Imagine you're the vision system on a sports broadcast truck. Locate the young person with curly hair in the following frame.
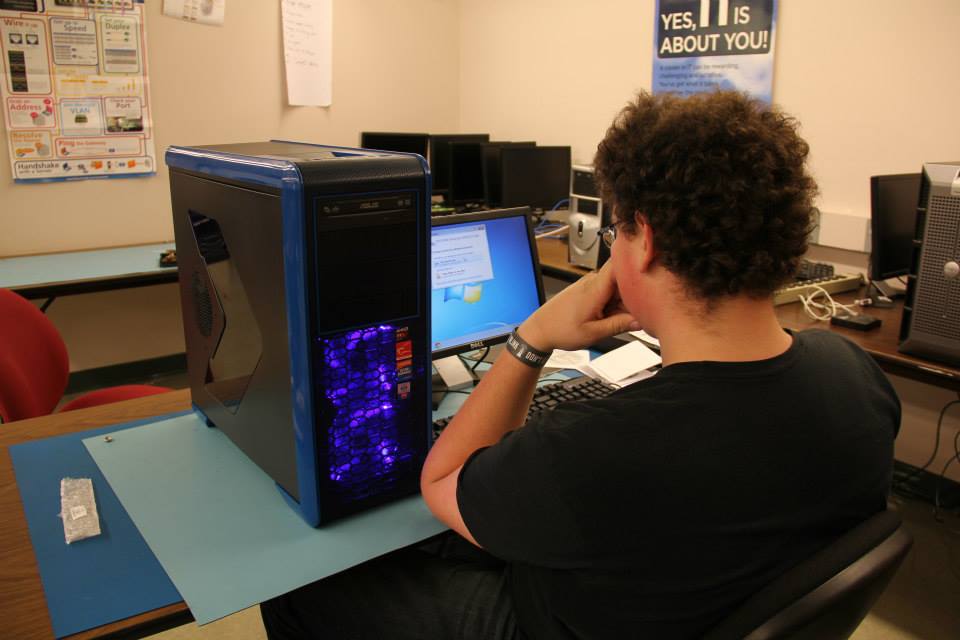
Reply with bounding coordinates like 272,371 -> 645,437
261,91 -> 900,640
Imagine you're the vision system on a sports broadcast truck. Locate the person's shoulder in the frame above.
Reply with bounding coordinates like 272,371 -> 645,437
793,328 -> 898,399
795,328 -> 868,358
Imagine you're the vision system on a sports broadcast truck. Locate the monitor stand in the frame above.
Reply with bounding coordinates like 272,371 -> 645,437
431,356 -> 479,409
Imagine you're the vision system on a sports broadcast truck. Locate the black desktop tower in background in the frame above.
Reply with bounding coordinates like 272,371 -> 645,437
899,161 -> 960,367
166,141 -> 432,526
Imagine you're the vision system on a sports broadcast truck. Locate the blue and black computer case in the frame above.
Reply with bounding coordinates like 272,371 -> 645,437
165,141 -> 432,526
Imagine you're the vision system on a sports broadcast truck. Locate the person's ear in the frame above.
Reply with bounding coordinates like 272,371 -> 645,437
635,214 -> 656,272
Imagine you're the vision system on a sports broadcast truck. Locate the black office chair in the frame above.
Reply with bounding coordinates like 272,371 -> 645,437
703,509 -> 912,640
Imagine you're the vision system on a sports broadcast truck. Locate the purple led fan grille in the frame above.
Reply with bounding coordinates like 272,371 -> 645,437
318,324 -> 416,501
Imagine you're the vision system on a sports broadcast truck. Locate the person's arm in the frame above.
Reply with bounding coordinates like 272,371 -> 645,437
420,262 -> 638,545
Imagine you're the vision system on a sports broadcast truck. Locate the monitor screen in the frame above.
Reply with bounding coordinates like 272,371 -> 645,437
449,141 -> 486,206
500,146 -> 572,211
360,132 -> 429,158
870,173 -> 921,280
431,207 -> 544,358
428,134 -> 490,195
482,141 -> 536,207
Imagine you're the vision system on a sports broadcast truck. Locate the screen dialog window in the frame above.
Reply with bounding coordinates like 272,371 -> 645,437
431,215 -> 541,353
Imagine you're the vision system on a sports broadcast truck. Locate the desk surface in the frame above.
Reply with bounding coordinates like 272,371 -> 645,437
0,242 -> 178,300
775,293 -> 960,391
536,236 -> 591,281
1,390 -> 192,640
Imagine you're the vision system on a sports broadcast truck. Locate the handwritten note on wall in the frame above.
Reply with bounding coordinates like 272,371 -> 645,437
281,0 -> 333,107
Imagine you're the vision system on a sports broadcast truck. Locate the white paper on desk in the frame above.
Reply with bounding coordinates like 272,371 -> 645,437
581,340 -> 662,385
629,329 -> 660,348
282,0 -> 333,106
616,368 -> 658,387
545,349 -> 591,370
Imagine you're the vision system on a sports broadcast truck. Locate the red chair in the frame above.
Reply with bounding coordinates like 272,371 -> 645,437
0,288 -> 172,423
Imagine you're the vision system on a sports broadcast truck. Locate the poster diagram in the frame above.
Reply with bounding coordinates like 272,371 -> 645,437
652,0 -> 777,104
0,0 -> 155,182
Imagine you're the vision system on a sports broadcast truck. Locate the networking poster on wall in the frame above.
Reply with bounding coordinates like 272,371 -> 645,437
0,0 -> 156,183
653,0 -> 777,104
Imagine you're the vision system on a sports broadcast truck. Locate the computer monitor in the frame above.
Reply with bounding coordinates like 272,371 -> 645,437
449,141 -> 486,207
482,141 -> 536,207
500,145 -> 572,211
431,207 -> 545,367
360,132 -> 429,158
429,134 -> 490,197
869,173 -> 921,287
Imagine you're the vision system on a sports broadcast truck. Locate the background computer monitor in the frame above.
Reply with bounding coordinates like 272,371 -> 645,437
500,145 -> 572,211
360,132 -> 429,158
482,141 -> 536,207
449,141 -> 487,207
870,173 -> 921,281
431,207 -> 545,360
429,134 -> 490,198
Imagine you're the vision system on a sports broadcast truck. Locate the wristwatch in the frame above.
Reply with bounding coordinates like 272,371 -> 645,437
506,330 -> 553,368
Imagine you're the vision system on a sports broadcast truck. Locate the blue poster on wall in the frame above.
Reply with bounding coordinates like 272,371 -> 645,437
652,0 -> 777,103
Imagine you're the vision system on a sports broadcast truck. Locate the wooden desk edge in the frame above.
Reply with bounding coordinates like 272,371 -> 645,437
1,241 -> 175,261
1,390 -> 192,640
12,270 -> 180,300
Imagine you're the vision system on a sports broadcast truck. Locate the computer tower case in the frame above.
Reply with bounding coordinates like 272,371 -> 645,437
567,165 -> 612,270
898,161 -> 960,366
165,141 -> 432,526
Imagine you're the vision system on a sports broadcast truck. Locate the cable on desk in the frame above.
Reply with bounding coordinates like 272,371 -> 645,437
549,198 -> 570,212
534,211 -> 569,236
534,224 -> 570,240
798,285 -> 859,321
462,347 -> 489,373
457,348 -> 490,372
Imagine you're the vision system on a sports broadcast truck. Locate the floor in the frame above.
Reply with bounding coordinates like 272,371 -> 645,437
142,495 -> 960,640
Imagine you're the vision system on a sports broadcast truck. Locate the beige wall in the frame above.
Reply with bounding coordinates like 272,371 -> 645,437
459,0 -> 960,222
7,0 -> 460,370
1,0 -> 460,257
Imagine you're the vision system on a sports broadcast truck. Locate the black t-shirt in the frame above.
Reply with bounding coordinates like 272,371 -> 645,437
457,330 -> 900,639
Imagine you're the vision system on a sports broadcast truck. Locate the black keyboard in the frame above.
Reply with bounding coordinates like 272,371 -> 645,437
432,376 -> 618,438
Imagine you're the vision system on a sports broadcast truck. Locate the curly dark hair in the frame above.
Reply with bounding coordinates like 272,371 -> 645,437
594,90 -> 817,300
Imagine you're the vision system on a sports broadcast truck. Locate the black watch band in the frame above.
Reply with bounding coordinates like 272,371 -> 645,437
506,330 -> 553,368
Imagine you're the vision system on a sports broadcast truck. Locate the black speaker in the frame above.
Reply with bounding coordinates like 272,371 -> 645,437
898,161 -> 960,366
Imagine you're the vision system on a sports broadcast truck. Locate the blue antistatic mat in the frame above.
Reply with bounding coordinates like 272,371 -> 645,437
83,411 -> 447,625
10,415 -> 186,639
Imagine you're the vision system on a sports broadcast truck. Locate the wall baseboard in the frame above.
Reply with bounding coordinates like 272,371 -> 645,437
66,353 -> 187,395
892,459 -> 960,509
